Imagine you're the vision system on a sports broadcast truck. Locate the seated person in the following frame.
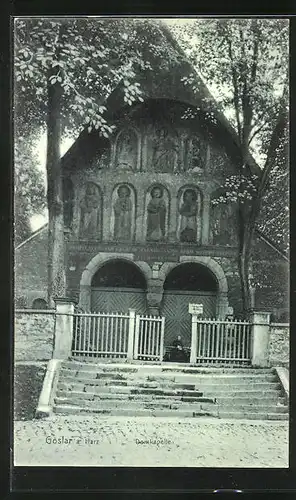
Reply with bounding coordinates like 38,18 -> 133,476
170,335 -> 189,362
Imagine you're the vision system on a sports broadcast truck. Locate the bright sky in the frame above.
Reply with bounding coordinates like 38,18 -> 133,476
31,135 -> 74,231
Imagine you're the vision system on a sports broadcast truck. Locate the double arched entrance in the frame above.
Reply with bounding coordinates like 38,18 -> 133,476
162,263 -> 219,348
86,258 -> 221,352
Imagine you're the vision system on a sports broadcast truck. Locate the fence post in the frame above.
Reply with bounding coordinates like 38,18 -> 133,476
250,310 -> 271,367
53,298 -> 77,359
127,309 -> 136,361
159,317 -> 165,362
133,314 -> 140,359
190,314 -> 198,364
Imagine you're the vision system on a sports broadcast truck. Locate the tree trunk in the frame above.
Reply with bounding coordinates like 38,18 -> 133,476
237,106 -> 288,316
46,75 -> 65,306
238,223 -> 253,315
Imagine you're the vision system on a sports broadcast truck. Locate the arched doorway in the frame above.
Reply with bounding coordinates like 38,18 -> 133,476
162,263 -> 218,348
91,259 -> 147,314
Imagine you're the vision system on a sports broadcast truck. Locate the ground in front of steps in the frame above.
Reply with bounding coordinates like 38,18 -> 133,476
14,415 -> 288,467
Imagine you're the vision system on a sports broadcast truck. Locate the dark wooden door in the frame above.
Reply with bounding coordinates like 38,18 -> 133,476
161,290 -> 216,347
91,287 -> 147,314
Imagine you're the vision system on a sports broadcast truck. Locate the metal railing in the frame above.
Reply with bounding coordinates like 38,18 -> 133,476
72,310 -> 165,361
191,317 -> 252,364
134,314 -> 165,361
72,311 -> 130,358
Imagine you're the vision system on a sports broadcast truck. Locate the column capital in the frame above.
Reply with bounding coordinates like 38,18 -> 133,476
54,296 -> 78,305
249,310 -> 271,325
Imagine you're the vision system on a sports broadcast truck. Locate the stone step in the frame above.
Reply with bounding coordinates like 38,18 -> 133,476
53,404 -> 218,418
56,381 -> 281,398
55,389 -> 284,406
203,389 -> 281,397
54,395 -> 288,414
55,390 -> 216,404
62,360 -> 273,375
58,375 -> 281,391
53,404 -> 288,420
217,411 -> 288,421
56,389 -> 215,403
59,368 -> 277,383
54,396 -> 218,412
216,396 -> 286,405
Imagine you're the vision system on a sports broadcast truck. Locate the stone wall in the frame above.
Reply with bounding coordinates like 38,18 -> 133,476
15,312 -> 55,362
269,324 -> 289,369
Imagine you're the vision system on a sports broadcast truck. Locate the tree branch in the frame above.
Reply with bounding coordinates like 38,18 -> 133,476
248,121 -> 268,146
226,37 -> 242,143
247,105 -> 288,231
250,19 -> 259,84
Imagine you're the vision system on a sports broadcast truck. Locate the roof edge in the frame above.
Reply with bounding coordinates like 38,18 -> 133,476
255,229 -> 289,262
16,223 -> 48,250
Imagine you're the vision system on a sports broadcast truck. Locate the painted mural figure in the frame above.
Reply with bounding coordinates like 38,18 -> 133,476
211,203 -> 237,245
113,185 -> 132,241
116,130 -> 137,171
146,186 -> 166,242
152,126 -> 178,173
79,183 -> 101,239
179,188 -> 198,242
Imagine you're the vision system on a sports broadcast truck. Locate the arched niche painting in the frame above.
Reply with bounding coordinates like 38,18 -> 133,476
63,178 -> 74,228
114,128 -> 138,171
111,184 -> 136,242
91,147 -> 111,172
79,182 -> 102,240
210,192 -> 238,246
177,187 -> 202,243
185,136 -> 207,173
148,123 -> 179,173
145,184 -> 169,242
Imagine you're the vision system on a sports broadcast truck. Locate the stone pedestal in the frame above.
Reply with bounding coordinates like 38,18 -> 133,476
250,311 -> 271,367
53,298 -> 77,359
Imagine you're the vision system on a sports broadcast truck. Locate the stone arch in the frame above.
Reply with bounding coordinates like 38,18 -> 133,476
159,256 -> 229,318
32,298 -> 48,309
79,252 -> 152,310
159,256 -> 228,294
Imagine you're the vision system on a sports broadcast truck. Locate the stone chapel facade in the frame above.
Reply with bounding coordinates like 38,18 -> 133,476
15,58 -> 289,335
62,96 -> 241,336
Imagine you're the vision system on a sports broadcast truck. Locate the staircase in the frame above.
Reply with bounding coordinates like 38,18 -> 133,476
52,359 -> 289,420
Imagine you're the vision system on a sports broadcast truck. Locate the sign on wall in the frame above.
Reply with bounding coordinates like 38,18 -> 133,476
188,303 -> 204,315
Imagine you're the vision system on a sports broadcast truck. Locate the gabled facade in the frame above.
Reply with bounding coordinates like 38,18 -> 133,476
15,40 -> 289,340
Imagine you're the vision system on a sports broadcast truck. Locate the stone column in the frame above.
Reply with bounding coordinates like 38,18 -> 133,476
79,284 -> 91,311
201,191 -> 211,245
250,310 -> 271,367
168,189 -> 178,242
216,292 -> 229,319
53,298 -> 77,359
146,277 -> 164,316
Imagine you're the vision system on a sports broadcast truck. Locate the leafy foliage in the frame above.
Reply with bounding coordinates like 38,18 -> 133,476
169,19 -> 289,311
15,136 -> 46,245
14,18 -> 176,141
14,18 -> 178,301
174,19 -> 288,158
